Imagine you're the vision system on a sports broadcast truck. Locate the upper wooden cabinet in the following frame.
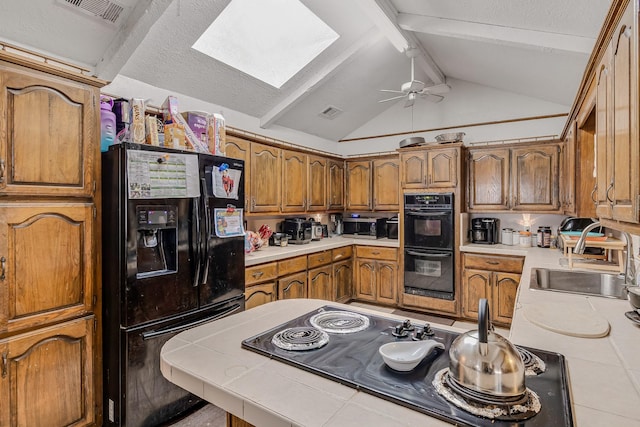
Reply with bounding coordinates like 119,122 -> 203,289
327,159 -> 344,210
399,145 -> 460,189
467,143 -> 561,212
372,157 -> 399,211
0,64 -> 97,197
250,143 -> 281,213
346,160 -> 372,210
225,136 -> 251,210
281,149 -> 307,212
307,155 -> 328,212
595,2 -> 639,223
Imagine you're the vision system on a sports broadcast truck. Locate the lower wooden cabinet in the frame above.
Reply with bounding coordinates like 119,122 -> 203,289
245,283 -> 277,310
462,253 -> 523,326
308,265 -> 333,300
227,413 -> 255,427
354,246 -> 399,306
0,316 -> 95,427
333,259 -> 353,303
278,271 -> 307,300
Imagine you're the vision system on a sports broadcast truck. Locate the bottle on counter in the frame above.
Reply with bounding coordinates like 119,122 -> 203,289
537,226 -> 552,248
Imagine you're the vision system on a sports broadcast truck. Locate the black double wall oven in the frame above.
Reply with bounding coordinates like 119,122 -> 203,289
404,193 -> 455,300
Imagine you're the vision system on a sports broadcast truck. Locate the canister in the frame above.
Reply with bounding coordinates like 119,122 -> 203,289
519,231 -> 531,247
501,228 -> 514,245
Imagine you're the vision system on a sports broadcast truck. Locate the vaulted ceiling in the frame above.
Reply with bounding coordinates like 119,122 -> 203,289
0,0 -> 611,143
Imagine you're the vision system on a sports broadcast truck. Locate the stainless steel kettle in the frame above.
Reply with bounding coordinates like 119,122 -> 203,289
448,299 -> 525,397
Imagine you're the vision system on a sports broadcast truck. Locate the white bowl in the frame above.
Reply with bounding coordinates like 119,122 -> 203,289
379,340 -> 444,372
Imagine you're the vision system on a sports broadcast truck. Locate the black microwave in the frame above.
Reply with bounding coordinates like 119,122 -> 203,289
342,218 -> 387,239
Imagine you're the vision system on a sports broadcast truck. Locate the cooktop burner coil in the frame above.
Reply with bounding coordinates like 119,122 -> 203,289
517,346 -> 546,376
309,311 -> 370,334
433,369 -> 541,421
271,327 -> 329,351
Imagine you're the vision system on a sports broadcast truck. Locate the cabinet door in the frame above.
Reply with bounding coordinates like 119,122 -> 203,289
562,123 -> 576,214
355,260 -> 376,301
467,148 -> 510,210
245,282 -> 277,310
250,143 -> 280,212
400,152 -> 426,188
376,261 -> 397,305
492,272 -> 520,325
308,265 -> 332,301
0,65 -> 97,197
0,316 -> 95,427
307,155 -> 328,211
610,6 -> 638,223
372,157 -> 399,211
0,203 -> 94,334
461,269 -> 491,320
346,161 -> 372,210
225,136 -> 251,211
333,259 -> 353,303
327,160 -> 345,210
427,147 -> 458,188
595,48 -> 613,219
511,144 -> 560,211
278,272 -> 307,300
281,150 -> 307,212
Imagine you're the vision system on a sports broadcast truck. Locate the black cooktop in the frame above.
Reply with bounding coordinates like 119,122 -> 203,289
241,306 -> 573,427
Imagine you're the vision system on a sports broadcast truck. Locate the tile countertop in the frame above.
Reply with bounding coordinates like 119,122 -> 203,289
245,236 -> 399,266
161,243 -> 640,426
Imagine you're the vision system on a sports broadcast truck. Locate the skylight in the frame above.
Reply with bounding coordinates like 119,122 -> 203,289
192,0 -> 339,88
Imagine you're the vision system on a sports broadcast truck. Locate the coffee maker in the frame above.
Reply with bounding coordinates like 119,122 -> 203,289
470,218 -> 499,244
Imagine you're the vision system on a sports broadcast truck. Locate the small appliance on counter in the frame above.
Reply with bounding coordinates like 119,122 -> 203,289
557,217 -> 603,254
308,218 -> 323,241
342,216 -> 387,239
282,218 -> 312,244
386,215 -> 399,239
470,218 -> 500,244
329,213 -> 343,236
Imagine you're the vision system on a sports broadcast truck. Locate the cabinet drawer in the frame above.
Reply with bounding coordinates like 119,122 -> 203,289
308,250 -> 332,268
463,253 -> 524,273
245,262 -> 278,286
332,245 -> 353,262
356,246 -> 397,260
278,255 -> 307,276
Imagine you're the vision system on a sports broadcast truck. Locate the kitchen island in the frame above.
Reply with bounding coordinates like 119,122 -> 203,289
161,244 -> 640,426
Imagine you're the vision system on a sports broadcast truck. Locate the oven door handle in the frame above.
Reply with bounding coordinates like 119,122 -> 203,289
141,303 -> 242,340
406,250 -> 452,258
406,211 -> 450,217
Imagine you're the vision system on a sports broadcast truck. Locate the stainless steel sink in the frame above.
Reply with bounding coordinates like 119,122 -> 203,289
529,268 -> 628,299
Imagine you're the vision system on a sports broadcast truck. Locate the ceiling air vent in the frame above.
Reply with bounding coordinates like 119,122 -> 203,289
58,0 -> 126,25
318,105 -> 343,120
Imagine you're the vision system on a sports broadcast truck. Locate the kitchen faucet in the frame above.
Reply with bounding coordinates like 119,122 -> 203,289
574,222 -> 636,287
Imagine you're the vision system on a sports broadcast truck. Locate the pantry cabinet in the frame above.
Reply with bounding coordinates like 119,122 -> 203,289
0,54 -> 103,426
249,143 -> 281,213
461,253 -> 524,326
399,145 -> 460,189
595,1 -> 639,223
372,157 -> 400,210
467,143 -> 561,212
354,246 -> 398,306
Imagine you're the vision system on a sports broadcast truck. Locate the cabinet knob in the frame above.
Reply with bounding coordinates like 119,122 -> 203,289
0,159 -> 4,183
0,256 -> 5,281
252,271 -> 264,279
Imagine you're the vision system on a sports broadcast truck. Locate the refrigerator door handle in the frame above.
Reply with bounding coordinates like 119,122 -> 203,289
200,177 -> 212,287
141,303 -> 242,340
193,197 -> 201,288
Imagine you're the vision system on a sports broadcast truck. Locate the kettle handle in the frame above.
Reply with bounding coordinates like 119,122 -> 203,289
478,298 -> 490,344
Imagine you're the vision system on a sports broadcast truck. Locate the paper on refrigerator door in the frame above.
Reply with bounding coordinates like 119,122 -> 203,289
214,208 -> 245,238
211,163 -> 241,200
127,150 -> 200,199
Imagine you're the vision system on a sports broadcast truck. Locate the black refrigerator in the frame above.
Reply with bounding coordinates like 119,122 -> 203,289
102,143 -> 246,426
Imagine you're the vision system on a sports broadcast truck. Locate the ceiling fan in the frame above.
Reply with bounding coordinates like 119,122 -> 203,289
379,55 -> 450,108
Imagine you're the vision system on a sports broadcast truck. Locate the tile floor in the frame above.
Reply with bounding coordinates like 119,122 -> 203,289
168,301 -> 510,426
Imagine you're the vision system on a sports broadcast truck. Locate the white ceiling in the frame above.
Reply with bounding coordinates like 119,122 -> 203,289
0,0 -> 611,143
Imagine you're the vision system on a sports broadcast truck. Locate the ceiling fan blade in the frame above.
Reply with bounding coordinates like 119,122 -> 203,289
379,89 -> 406,94
424,94 -> 444,103
379,94 -> 407,103
422,84 -> 450,95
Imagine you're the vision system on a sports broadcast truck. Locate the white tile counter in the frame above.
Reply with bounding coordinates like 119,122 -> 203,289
161,242 -> 640,426
245,236 -> 399,266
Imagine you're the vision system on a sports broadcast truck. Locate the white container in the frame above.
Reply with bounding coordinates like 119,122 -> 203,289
519,232 -> 531,247
501,228 -> 514,245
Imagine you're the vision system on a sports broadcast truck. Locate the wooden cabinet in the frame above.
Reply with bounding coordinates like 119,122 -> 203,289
249,143 -> 280,213
372,157 -> 400,211
307,155 -> 327,211
461,253 -> 523,326
308,264 -> 333,300
278,271 -> 307,300
245,262 -> 278,310
595,2 -> 639,223
467,143 -> 561,212
327,159 -> 345,210
281,149 -> 307,212
399,145 -> 460,189
0,56 -> 102,427
346,160 -> 372,210
333,259 -> 353,303
354,246 -> 398,306
0,316 -> 95,427
225,135 -> 251,210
